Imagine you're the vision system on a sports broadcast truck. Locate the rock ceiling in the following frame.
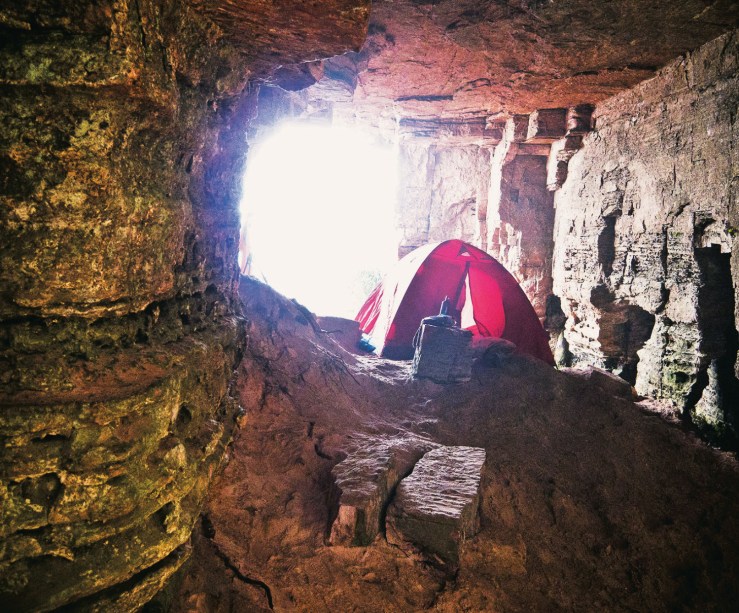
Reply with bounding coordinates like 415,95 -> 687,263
355,0 -> 739,118
203,0 -> 739,122
187,0 -> 371,70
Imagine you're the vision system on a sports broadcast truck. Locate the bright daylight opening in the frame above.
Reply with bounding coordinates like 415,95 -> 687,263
239,122 -> 399,318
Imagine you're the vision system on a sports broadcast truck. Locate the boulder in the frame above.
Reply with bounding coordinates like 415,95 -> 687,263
386,446 -> 486,567
412,324 -> 473,383
329,436 -> 436,546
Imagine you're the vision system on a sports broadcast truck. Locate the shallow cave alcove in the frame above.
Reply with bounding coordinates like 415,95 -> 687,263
2,1 -> 739,612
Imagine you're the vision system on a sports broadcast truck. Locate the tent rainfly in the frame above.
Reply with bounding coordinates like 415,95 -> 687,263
355,239 -> 554,364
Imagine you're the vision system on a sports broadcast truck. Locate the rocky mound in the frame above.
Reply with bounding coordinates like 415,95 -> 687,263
171,277 -> 739,612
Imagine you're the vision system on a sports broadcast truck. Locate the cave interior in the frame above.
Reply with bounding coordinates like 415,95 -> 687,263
1,0 -> 739,611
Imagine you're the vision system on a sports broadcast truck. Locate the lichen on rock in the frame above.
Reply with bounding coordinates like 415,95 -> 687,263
0,0 -> 370,609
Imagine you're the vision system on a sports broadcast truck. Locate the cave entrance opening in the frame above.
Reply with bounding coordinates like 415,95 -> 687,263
239,122 -> 399,318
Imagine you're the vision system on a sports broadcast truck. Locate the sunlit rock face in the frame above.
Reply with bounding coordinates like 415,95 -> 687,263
351,0 -> 739,121
341,5 -> 738,435
553,30 -> 739,443
393,113 -> 578,322
396,140 -> 492,257
0,0 -> 369,610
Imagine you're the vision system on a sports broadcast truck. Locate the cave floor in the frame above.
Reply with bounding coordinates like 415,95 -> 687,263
171,277 -> 739,612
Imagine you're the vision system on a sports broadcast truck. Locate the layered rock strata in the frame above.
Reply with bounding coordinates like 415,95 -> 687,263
0,324 -> 241,612
395,122 -> 496,258
0,0 -> 369,609
486,120 -> 557,319
352,0 -> 739,121
553,29 -> 739,442
394,108 -> 592,322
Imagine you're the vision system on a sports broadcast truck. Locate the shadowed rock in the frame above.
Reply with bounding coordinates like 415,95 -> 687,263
563,366 -> 638,400
330,436 -> 437,546
387,445 -> 486,567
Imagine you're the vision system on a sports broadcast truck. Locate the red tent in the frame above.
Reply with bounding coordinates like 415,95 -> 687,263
356,239 -> 554,364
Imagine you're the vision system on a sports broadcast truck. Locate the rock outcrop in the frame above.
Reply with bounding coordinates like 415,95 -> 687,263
396,137 -> 493,258
393,108 -> 591,322
0,1 -> 369,609
553,29 -> 739,443
173,278 -> 739,612
351,0 -> 739,120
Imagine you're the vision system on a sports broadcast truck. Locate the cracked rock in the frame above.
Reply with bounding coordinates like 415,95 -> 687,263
330,436 -> 437,546
386,445 -> 486,567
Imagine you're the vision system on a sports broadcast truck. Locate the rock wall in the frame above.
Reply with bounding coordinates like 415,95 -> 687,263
487,120 -> 558,320
396,140 -> 492,258
0,1 -> 369,610
395,111 -> 585,323
553,30 -> 739,442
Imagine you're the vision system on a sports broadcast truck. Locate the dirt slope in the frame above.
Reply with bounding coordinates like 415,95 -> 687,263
173,277 -> 739,612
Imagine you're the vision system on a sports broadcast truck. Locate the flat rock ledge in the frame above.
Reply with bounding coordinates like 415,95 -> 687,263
386,445 -> 486,567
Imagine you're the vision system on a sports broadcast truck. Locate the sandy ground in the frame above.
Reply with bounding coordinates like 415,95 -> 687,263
171,278 -> 739,612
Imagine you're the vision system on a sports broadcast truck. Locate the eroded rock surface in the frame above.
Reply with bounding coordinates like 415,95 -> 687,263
188,0 -> 369,74
0,0 -> 249,601
173,279 -> 739,612
2,1 -> 739,610
553,29 -> 739,443
350,0 -> 739,120
0,1 -> 369,609
396,140 -> 492,257
487,123 -> 557,318
562,366 -> 638,401
330,435 -> 437,546
387,445 -> 486,567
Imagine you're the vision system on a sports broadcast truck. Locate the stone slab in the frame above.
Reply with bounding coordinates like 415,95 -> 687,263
329,436 -> 436,546
386,446 -> 486,567
412,324 -> 473,383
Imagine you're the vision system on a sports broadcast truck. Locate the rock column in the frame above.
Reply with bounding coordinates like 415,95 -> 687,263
0,0 -> 369,609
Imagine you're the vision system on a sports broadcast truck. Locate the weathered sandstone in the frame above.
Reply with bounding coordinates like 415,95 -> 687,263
386,445 -> 486,567
0,0 -> 369,608
553,30 -> 739,442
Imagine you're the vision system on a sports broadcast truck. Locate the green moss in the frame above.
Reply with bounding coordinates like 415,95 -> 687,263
0,323 -> 242,608
0,1 -> 250,609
